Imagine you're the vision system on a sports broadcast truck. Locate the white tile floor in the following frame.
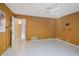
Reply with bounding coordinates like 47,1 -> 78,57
2,38 -> 79,56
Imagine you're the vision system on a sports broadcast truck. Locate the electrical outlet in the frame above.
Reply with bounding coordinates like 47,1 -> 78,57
66,39 -> 70,41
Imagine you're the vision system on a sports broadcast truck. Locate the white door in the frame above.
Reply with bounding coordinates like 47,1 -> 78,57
21,19 -> 26,46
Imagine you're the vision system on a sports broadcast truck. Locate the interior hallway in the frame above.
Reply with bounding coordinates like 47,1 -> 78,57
2,38 -> 79,56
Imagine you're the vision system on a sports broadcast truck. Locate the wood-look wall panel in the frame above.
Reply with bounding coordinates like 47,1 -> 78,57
26,16 -> 31,41
26,17 -> 56,40
57,12 -> 79,45
0,3 -> 13,55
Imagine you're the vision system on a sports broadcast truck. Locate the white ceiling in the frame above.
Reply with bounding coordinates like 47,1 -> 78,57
5,3 -> 79,18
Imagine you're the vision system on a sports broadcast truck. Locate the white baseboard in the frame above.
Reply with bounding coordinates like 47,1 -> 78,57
56,38 -> 79,48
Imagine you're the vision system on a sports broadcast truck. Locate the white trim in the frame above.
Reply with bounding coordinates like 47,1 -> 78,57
56,38 -> 79,48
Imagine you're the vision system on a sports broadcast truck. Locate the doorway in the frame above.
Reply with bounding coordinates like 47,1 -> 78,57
12,17 -> 26,47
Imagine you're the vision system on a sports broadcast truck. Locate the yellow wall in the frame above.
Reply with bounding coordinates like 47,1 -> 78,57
26,16 -> 31,41
0,3 -> 13,55
57,12 -> 79,45
26,17 -> 56,40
